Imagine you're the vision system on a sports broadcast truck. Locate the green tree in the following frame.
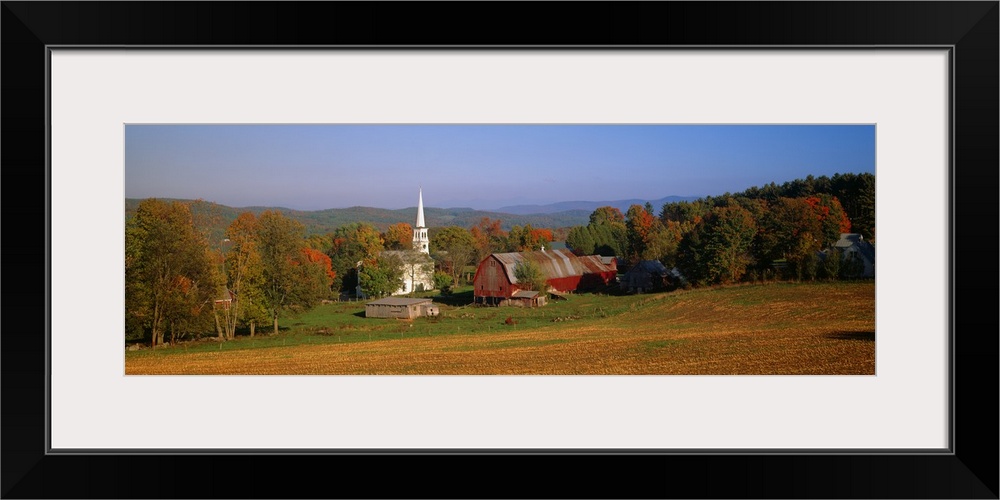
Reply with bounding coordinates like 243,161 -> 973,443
125,199 -> 220,348
358,254 -> 405,298
703,206 -> 758,284
566,225 -> 595,256
584,206 -> 627,257
395,249 -> 435,296
256,210 -> 309,334
513,259 -> 547,295
678,206 -> 758,285
817,248 -> 842,280
433,271 -> 453,293
430,225 -> 478,286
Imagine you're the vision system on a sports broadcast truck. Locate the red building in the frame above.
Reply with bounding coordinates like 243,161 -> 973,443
472,249 -> 618,306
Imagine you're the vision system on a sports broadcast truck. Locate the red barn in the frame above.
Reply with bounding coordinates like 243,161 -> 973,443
472,249 -> 618,306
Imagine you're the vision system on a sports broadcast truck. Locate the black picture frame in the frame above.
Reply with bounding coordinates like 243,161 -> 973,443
3,2 -> 997,498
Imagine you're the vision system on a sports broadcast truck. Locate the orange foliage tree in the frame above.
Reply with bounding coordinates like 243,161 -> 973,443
383,222 -> 413,250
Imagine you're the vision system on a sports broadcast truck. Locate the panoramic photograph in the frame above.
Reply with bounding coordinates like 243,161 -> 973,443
124,124 -> 876,375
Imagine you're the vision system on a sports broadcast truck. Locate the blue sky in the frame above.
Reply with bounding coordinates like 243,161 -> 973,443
125,124 -> 875,211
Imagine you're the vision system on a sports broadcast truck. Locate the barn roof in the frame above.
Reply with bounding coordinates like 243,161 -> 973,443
624,260 -> 668,276
511,290 -> 540,299
366,297 -> 433,306
489,249 -> 617,284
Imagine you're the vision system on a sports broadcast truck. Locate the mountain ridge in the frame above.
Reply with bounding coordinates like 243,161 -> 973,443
496,195 -> 703,215
124,198 -> 595,237
125,195 -> 703,235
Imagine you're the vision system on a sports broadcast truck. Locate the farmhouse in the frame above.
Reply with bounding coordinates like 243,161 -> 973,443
472,249 -> 617,306
365,297 -> 439,319
832,232 -> 875,278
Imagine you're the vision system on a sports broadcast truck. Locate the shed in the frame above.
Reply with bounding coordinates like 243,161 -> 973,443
365,297 -> 439,319
472,249 -> 617,306
511,290 -> 547,308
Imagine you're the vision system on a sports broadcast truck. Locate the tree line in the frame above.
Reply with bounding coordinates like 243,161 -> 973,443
566,173 -> 875,287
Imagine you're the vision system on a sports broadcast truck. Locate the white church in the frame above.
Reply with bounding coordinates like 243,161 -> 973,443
381,188 -> 436,295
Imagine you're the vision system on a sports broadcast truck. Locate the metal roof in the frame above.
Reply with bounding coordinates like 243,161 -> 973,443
623,260 -> 668,276
490,249 -> 617,284
511,290 -> 540,298
366,297 -> 433,306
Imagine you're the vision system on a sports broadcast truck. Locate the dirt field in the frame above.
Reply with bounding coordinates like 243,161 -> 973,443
125,282 -> 875,375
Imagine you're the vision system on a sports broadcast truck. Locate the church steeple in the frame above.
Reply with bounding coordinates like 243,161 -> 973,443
413,188 -> 429,253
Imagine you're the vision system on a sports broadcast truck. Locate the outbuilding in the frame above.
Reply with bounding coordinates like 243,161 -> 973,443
365,297 -> 439,319
511,290 -> 547,308
620,260 -> 669,294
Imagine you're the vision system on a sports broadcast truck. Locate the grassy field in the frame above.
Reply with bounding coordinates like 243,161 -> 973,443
125,281 -> 875,375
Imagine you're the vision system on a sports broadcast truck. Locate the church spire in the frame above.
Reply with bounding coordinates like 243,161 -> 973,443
415,187 -> 425,229
413,188 -> 429,253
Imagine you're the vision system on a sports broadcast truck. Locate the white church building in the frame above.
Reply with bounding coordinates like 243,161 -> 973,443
381,188 -> 436,295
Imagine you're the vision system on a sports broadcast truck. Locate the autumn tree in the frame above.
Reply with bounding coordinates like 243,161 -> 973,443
430,225 -> 478,286
527,226 -> 554,251
125,199 -> 221,348
589,206 -> 625,226
757,197 -> 824,280
383,222 -> 413,250
219,212 -> 265,340
625,204 -> 657,263
327,222 -> 385,293
805,194 -> 852,246
256,210 -> 329,334
295,247 -> 336,305
507,224 -> 554,252
470,217 -> 508,261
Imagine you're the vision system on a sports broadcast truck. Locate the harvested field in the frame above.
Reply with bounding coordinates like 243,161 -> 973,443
125,281 -> 875,375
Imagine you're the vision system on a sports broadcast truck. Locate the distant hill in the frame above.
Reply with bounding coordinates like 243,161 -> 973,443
125,198 -> 594,238
496,196 -> 702,215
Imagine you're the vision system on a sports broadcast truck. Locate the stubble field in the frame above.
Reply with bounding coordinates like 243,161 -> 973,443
125,281 -> 875,375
